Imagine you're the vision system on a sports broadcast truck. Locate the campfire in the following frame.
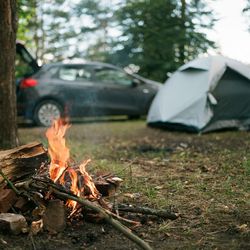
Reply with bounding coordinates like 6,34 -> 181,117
45,119 -> 100,214
0,118 -> 179,250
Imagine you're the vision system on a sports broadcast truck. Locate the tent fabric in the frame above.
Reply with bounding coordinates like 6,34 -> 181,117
147,55 -> 250,133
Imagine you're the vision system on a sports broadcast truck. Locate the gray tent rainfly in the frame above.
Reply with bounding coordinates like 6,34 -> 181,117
147,55 -> 250,133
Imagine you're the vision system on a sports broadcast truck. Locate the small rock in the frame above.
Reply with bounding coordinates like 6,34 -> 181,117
0,213 -> 28,235
180,143 -> 188,148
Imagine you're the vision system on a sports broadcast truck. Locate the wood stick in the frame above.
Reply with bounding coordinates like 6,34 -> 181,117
0,169 -> 20,195
117,204 -> 180,220
105,210 -> 141,227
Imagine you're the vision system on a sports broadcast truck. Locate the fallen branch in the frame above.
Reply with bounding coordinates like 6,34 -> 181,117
117,204 -> 180,220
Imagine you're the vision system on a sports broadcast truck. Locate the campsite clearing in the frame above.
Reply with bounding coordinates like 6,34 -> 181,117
1,120 -> 249,249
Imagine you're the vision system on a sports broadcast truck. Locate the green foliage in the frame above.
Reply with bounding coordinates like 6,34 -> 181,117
17,0 -> 36,42
72,0 -> 114,61
17,0 -> 217,82
17,0 -> 78,62
112,0 -> 216,82
242,157 -> 250,176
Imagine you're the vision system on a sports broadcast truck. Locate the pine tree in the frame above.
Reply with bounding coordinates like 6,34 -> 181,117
18,0 -> 78,63
73,0 -> 114,60
113,0 -> 216,82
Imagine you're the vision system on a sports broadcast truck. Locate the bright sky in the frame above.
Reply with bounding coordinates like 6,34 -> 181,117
207,0 -> 250,64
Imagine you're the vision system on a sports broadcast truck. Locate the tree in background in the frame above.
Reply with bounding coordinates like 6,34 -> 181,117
0,0 -> 18,149
17,0 -> 113,63
18,0 -> 78,63
112,0 -> 216,82
176,0 -> 216,64
17,0 -> 217,82
111,0 -> 178,81
73,0 -> 114,61
17,0 -> 35,42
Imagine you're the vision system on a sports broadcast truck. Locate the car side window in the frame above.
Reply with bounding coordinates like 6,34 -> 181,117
39,66 -> 59,78
58,66 -> 92,81
94,68 -> 133,86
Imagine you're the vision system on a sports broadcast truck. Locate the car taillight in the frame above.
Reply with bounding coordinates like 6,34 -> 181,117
20,78 -> 38,88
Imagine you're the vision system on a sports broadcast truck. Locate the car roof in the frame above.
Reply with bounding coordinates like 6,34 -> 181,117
43,61 -> 122,71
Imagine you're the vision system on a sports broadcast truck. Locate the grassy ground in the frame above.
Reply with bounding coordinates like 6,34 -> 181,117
5,119 -> 250,249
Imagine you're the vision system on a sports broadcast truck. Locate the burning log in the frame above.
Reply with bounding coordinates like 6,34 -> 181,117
0,142 -> 48,185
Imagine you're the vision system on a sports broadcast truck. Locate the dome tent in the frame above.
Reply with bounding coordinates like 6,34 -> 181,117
147,55 -> 250,133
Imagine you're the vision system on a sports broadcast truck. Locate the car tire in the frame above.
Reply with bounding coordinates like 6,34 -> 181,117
33,100 -> 63,127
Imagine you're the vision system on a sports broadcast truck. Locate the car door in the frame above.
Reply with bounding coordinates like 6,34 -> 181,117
54,64 -> 98,116
91,66 -> 142,115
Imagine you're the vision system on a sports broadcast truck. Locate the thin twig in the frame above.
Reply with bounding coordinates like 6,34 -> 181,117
104,209 -> 141,227
29,234 -> 37,250
0,169 -> 20,195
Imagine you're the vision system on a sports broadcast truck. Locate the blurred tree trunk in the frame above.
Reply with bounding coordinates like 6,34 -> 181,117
180,0 -> 186,64
0,0 -> 18,149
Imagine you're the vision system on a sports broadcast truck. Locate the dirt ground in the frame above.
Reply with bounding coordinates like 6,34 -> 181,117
1,119 -> 250,249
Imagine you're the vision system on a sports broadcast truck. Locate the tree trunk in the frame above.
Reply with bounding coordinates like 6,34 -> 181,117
179,0 -> 186,64
0,0 -> 18,149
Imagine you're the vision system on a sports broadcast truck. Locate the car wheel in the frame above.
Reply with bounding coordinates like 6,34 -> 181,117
34,100 -> 63,127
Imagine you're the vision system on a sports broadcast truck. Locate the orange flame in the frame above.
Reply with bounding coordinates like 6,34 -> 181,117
45,119 -> 100,211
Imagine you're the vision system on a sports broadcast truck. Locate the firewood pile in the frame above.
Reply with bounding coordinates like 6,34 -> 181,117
0,119 -> 179,250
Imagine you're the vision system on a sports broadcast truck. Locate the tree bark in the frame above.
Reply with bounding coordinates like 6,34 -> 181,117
179,0 -> 186,64
0,0 -> 18,149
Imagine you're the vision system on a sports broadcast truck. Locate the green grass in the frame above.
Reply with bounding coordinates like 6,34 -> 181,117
18,120 -> 250,249
242,157 -> 250,176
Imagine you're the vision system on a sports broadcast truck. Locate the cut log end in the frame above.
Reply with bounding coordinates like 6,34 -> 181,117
0,142 -> 48,185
